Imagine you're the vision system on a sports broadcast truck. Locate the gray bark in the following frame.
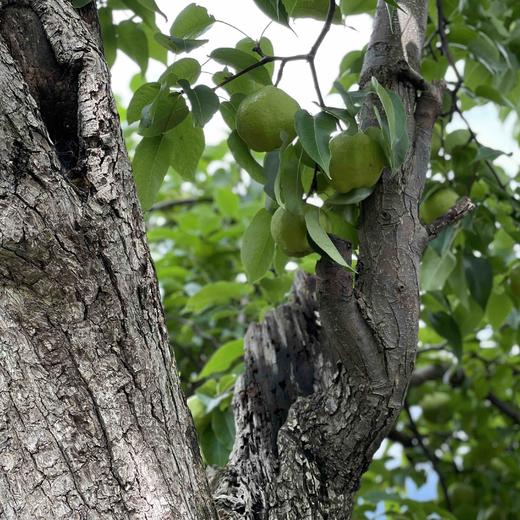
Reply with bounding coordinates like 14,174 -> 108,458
0,0 -> 446,519
0,1 -> 215,518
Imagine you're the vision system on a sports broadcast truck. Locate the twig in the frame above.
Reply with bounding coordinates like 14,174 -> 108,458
455,108 -> 508,191
409,364 -> 520,426
212,54 -> 307,91
436,0 -> 463,94
487,393 -> 520,425
388,428 -> 415,448
426,196 -> 475,238
404,402 -> 453,512
212,0 -> 337,107
309,60 -> 325,107
150,197 -> 213,211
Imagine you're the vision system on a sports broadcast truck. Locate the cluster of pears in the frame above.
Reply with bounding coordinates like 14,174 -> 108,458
235,85 -> 387,257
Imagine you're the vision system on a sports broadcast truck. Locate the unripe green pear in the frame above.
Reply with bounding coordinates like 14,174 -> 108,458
420,391 -> 452,423
329,132 -> 387,194
448,483 -> 475,505
270,207 -> 311,257
420,188 -> 459,224
236,86 -> 300,152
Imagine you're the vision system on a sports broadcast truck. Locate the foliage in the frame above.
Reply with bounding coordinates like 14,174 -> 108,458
101,0 -> 519,517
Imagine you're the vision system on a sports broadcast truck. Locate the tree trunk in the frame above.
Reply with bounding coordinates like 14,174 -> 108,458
0,1 -> 444,519
0,1 -> 215,518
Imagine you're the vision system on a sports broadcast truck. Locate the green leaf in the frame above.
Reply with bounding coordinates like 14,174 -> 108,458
227,131 -> 265,184
132,135 -> 172,210
429,311 -> 462,358
471,145 -> 505,164
474,85 -> 514,108
241,209 -> 275,282
185,281 -> 253,312
421,248 -> 456,292
220,94 -> 245,130
143,23 -> 168,64
486,292 -> 513,330
325,186 -> 374,205
340,0 -> 376,15
169,115 -> 205,180
197,339 -> 244,379
370,77 -> 409,172
468,33 -> 502,74
210,48 -> 272,86
464,255 -> 493,309
215,187 -> 240,218
128,85 -> 158,123
121,0 -> 158,30
159,58 -> 201,87
253,0 -> 290,27
170,3 -> 215,39
304,205 -> 354,270
211,409 -> 235,449
98,8 -> 117,67
155,33 -> 208,54
295,110 -> 337,176
117,21 -> 149,75
137,0 -> 166,20
138,91 -> 189,136
200,427 -> 229,466
236,36 -> 275,76
278,145 -> 305,215
178,80 -> 220,127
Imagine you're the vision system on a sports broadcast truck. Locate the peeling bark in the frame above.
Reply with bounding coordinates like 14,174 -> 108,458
0,1 -> 215,518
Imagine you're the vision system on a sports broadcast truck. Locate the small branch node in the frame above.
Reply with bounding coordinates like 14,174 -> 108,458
426,196 -> 475,239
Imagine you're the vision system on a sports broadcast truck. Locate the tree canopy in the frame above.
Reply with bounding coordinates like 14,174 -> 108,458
80,0 -> 518,517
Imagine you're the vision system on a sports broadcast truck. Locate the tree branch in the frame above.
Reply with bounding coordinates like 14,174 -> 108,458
150,197 -> 213,211
404,402 -> 453,512
410,364 -> 520,426
426,196 -> 475,238
487,393 -> 520,425
213,0 -> 336,107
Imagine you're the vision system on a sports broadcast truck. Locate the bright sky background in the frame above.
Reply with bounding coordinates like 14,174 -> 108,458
111,1 -> 519,175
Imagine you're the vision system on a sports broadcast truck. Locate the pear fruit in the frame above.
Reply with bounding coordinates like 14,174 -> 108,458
236,86 -> 300,152
270,207 -> 311,257
448,483 -> 475,505
329,132 -> 387,194
420,188 -> 459,224
420,391 -> 452,423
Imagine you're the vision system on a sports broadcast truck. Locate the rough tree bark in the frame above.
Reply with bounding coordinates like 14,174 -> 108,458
0,1 -> 215,518
0,1 -> 456,519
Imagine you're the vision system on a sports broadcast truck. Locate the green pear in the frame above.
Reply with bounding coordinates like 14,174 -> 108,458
329,132 -> 387,194
420,188 -> 459,224
236,86 -> 300,152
